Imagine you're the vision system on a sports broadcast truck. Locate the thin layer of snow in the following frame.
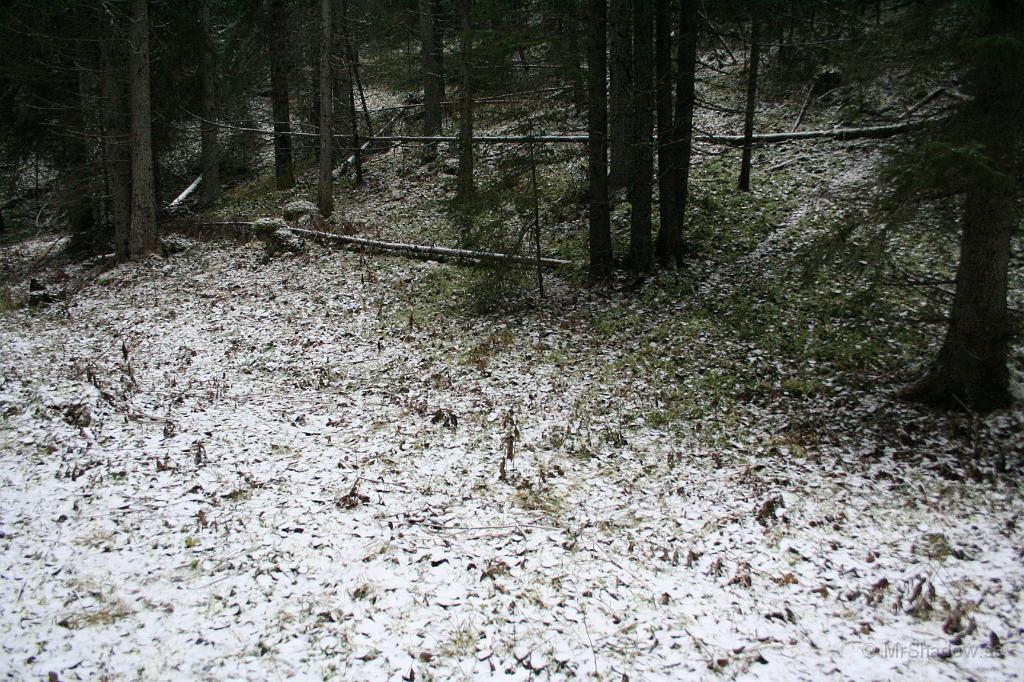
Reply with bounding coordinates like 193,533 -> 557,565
1,238 -> 1021,681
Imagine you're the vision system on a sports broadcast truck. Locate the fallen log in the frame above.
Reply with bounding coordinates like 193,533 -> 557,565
701,121 -> 917,146
365,134 -> 589,144
336,110 -> 403,176
190,114 -> 931,147
189,220 -> 573,268
169,175 -> 202,207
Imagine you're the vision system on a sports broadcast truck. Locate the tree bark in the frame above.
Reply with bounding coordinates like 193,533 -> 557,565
268,0 -> 295,189
420,0 -> 443,140
334,0 -> 353,149
899,0 -> 1023,411
100,31 -> 131,259
338,0 -> 361,182
456,0 -> 475,202
587,0 -> 612,280
628,0 -> 654,273
318,0 -> 334,217
198,4 -> 220,208
738,15 -> 761,192
654,0 -> 678,266
671,0 -> 698,259
433,6 -> 446,101
65,62 -> 100,256
128,0 -> 158,257
609,0 -> 633,191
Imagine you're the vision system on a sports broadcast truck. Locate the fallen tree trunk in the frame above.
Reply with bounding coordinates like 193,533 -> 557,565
188,220 -> 573,268
337,111 -> 403,176
192,113 -> 931,147
168,175 -> 202,208
367,134 -> 589,144
702,121 -> 916,146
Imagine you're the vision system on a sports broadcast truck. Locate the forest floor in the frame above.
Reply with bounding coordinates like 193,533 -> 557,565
3,35 -> 1024,682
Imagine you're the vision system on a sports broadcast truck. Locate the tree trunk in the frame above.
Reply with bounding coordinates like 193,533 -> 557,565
334,0 -> 353,151
672,0 -> 698,258
242,115 -> 257,171
587,0 -> 612,280
338,0 -> 360,181
653,0 -> 678,267
738,15 -> 761,192
310,30 -> 321,156
456,0 -> 475,202
318,0 -> 334,217
198,4 -> 221,208
899,0 -> 1023,411
100,30 -> 132,260
609,0 -> 633,191
268,0 -> 295,189
65,62 -> 100,256
420,0 -> 443,140
128,0 -> 158,257
433,8 -> 446,102
628,0 -> 654,273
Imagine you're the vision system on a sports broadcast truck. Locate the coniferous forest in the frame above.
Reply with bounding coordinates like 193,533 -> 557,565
0,1 -> 1022,679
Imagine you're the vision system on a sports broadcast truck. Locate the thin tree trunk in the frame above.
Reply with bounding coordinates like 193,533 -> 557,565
654,0 -> 678,266
198,4 -> 221,208
100,30 -> 132,260
347,42 -> 374,138
349,77 -> 363,184
628,0 -> 654,273
318,0 -> 334,217
899,0 -> 1022,411
609,0 -> 633,191
242,114 -> 258,170
587,0 -> 612,280
456,0 -> 475,202
420,0 -> 442,142
738,15 -> 761,192
128,0 -> 157,257
268,0 -> 295,189
339,0 -> 361,182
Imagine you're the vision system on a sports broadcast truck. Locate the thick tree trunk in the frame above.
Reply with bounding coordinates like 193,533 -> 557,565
268,0 -> 295,189
198,4 -> 221,208
609,0 -> 633,191
318,0 -> 334,217
100,33 -> 132,259
653,0 -> 678,267
456,0 -> 475,202
587,0 -> 612,280
333,0 -> 353,149
899,0 -> 1022,411
128,0 -> 158,257
738,16 -> 761,192
672,0 -> 698,258
65,63 -> 100,256
420,0 -> 443,139
433,9 -> 446,101
628,0 -> 654,273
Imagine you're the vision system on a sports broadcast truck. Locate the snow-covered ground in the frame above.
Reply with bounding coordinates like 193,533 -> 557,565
1,235 -> 1021,681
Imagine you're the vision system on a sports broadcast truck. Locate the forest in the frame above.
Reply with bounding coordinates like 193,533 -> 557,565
0,0 -> 1022,679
